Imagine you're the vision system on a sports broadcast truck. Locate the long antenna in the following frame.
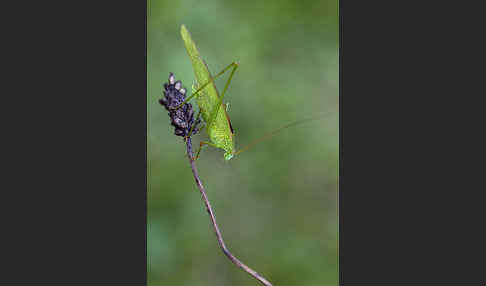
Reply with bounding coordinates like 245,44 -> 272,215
234,111 -> 334,157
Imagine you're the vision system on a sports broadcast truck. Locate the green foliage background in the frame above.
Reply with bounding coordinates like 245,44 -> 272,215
148,0 -> 338,285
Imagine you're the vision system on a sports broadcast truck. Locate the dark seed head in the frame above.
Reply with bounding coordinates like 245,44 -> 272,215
159,73 -> 200,138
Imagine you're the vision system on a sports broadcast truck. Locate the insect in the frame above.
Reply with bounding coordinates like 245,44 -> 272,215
169,25 -> 323,161
171,24 -> 239,161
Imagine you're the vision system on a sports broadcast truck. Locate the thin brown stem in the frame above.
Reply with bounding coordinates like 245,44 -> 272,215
185,137 -> 273,286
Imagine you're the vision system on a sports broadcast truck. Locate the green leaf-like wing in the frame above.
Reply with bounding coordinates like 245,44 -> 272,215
180,24 -> 234,160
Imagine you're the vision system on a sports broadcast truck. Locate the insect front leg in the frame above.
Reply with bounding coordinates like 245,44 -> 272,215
185,110 -> 204,140
192,141 -> 219,161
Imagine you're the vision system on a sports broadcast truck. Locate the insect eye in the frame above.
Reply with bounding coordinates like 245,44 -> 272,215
175,81 -> 182,90
169,73 -> 175,84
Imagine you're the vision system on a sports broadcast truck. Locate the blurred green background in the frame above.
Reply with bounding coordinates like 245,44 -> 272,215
148,0 -> 338,285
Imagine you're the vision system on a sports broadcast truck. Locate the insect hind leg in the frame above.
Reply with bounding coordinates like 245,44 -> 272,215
206,62 -> 239,129
171,62 -> 239,112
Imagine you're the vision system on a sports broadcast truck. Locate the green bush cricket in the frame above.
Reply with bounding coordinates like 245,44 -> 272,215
173,24 -> 324,161
173,24 -> 238,160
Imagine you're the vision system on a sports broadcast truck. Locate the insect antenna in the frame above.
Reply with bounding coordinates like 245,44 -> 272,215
233,112 -> 334,157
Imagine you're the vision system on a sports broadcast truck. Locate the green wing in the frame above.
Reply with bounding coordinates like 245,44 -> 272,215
180,24 -> 234,160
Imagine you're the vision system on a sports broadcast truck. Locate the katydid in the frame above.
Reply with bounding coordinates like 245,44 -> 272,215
178,24 -> 237,160
170,24 -> 322,161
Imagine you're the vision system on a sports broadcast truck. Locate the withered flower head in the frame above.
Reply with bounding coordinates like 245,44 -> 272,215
159,73 -> 200,137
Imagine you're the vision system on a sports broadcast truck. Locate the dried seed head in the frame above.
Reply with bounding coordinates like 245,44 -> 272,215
159,73 -> 201,138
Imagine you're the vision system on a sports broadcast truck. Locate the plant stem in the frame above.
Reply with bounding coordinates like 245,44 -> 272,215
185,137 -> 273,286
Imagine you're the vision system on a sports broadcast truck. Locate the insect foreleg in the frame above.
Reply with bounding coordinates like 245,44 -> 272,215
185,109 -> 203,140
192,141 -> 219,161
